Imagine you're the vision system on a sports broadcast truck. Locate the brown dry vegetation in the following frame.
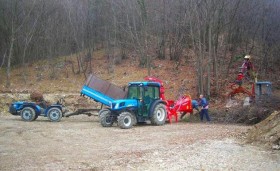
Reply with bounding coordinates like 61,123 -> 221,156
0,49 -> 199,100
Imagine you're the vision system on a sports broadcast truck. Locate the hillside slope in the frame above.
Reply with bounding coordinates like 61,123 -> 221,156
0,50 -> 198,100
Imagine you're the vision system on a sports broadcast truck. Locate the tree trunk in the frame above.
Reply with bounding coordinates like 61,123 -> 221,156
207,20 -> 212,98
6,30 -> 15,88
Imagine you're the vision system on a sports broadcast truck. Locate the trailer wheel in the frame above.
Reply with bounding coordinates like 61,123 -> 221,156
100,109 -> 114,127
151,103 -> 167,125
20,107 -> 36,121
47,108 -> 62,122
118,112 -> 135,129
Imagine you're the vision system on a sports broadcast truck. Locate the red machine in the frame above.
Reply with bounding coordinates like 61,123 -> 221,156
144,76 -> 193,123
165,95 -> 193,123
227,71 -> 255,104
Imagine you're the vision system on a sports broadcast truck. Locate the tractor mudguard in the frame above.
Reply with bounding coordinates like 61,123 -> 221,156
9,104 -> 19,115
148,99 -> 166,117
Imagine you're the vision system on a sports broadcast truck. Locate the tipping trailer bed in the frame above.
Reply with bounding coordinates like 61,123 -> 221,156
65,75 -> 127,117
80,74 -> 127,106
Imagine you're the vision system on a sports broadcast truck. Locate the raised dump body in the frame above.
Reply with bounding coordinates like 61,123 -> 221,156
81,74 -> 127,107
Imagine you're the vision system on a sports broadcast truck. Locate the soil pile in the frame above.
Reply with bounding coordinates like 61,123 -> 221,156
246,111 -> 280,150
223,95 -> 280,124
30,91 -> 44,102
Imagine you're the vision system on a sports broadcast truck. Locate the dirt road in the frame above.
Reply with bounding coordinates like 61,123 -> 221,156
0,115 -> 279,171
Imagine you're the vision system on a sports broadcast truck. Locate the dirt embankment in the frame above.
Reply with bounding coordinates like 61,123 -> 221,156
247,111 -> 280,149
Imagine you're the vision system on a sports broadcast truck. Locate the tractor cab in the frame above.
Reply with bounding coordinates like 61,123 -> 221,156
255,81 -> 272,99
127,82 -> 161,117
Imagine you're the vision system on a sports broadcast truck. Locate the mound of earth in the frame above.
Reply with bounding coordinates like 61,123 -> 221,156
30,91 -> 44,102
223,95 -> 280,124
246,111 -> 280,150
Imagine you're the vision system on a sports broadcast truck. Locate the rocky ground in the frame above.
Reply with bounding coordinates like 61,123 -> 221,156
0,114 -> 279,171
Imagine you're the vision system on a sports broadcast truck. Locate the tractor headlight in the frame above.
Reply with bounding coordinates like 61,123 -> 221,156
114,103 -> 119,109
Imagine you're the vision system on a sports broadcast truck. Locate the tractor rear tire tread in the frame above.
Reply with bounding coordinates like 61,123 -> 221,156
118,112 -> 136,129
100,109 -> 114,127
151,103 -> 167,125
20,107 -> 36,122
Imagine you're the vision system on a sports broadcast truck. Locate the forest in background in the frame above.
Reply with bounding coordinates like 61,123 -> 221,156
0,0 -> 280,97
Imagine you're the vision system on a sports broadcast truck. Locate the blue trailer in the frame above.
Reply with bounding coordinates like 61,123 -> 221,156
80,74 -> 167,129
9,99 -> 64,122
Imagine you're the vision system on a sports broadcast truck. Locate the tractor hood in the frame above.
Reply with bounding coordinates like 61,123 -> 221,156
110,99 -> 138,110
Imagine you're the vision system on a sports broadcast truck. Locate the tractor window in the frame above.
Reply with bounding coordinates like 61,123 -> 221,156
127,86 -> 140,99
127,85 -> 160,100
144,86 -> 160,100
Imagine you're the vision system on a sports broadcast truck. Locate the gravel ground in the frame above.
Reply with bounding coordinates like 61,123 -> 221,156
0,114 -> 279,171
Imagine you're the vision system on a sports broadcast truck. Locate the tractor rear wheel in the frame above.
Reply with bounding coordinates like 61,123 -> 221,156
118,112 -> 135,129
47,108 -> 62,122
100,109 -> 114,127
151,103 -> 167,125
20,107 -> 36,121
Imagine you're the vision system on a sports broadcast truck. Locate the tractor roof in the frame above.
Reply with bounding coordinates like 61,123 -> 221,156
128,82 -> 161,87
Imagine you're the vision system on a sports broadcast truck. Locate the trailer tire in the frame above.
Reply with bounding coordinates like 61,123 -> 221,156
150,103 -> 167,125
118,112 -> 135,129
47,108 -> 62,122
100,109 -> 114,127
20,107 -> 36,121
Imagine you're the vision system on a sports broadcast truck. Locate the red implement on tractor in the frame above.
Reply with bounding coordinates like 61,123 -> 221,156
227,55 -> 257,104
144,76 -> 193,123
227,55 -> 272,108
228,72 -> 255,100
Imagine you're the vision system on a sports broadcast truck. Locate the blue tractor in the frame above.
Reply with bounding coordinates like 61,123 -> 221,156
81,74 -> 167,129
9,99 -> 64,122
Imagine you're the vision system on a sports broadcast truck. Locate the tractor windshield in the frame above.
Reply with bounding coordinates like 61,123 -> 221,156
144,86 -> 160,100
127,85 -> 160,100
127,86 -> 142,99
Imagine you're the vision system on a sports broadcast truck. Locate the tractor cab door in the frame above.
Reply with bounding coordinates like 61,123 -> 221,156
142,85 -> 160,116
127,85 -> 146,117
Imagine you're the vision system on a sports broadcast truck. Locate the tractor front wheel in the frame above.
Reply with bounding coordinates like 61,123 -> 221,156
20,107 -> 36,121
151,103 -> 167,125
47,108 -> 62,122
118,112 -> 135,129
100,109 -> 114,127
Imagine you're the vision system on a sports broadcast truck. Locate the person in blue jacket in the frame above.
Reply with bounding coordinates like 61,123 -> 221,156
191,99 -> 199,112
198,94 -> 210,122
